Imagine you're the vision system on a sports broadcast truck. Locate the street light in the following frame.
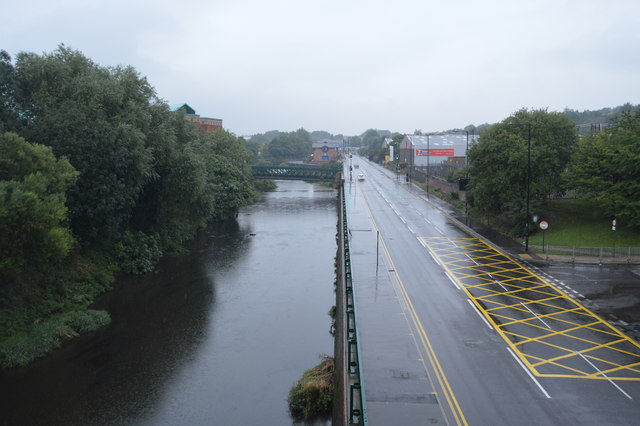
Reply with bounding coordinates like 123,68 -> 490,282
525,123 -> 531,253
426,134 -> 430,199
506,122 -> 532,253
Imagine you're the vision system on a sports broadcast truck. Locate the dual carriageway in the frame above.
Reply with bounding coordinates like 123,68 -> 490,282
343,157 -> 640,425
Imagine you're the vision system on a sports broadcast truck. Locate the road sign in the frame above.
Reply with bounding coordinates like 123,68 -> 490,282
539,221 -> 548,230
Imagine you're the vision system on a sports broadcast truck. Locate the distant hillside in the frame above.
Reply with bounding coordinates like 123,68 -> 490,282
563,103 -> 639,125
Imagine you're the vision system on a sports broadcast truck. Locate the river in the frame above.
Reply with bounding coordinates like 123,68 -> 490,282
0,180 -> 337,426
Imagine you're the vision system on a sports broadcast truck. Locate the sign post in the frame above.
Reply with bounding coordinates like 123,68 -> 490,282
612,218 -> 617,255
539,220 -> 549,253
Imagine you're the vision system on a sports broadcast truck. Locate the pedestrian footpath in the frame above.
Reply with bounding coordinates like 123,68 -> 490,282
345,180 -> 447,425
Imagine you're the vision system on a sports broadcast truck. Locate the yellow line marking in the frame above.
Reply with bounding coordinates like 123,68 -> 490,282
379,242 -> 468,425
422,236 -> 640,381
360,193 -> 468,424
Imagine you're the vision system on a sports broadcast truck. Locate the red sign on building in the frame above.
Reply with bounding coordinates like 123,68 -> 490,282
415,148 -> 455,156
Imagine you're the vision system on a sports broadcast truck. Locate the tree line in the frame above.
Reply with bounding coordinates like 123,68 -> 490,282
467,107 -> 640,234
352,107 -> 640,236
0,46 -> 259,304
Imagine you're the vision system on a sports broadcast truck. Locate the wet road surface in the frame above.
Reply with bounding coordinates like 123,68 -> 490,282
346,156 -> 640,425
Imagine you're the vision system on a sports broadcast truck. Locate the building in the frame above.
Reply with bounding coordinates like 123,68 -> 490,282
399,134 -> 478,167
312,140 -> 342,162
171,103 -> 223,133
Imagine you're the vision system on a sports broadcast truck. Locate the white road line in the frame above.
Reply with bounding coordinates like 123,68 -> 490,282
407,226 -> 415,235
425,218 -> 432,224
419,238 -> 427,248
507,348 -> 551,399
445,272 -> 460,290
466,254 -> 479,265
467,299 -> 493,329
435,226 -> 444,235
577,352 -> 632,399
400,216 -> 406,224
495,280 -> 509,292
520,302 -> 552,329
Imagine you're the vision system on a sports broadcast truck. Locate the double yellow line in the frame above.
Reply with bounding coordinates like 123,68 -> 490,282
360,192 -> 468,425
380,236 -> 469,426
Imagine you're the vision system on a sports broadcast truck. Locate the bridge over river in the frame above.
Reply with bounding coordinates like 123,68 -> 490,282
251,165 -> 341,182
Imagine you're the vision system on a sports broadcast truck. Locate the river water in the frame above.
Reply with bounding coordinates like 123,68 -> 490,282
0,180 -> 337,426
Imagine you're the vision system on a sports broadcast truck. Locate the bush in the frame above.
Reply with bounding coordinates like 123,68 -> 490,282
288,355 -> 334,420
114,230 -> 163,274
0,309 -> 110,368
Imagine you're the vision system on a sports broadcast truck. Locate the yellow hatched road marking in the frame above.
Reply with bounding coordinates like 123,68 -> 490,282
361,194 -> 469,424
421,236 -> 640,381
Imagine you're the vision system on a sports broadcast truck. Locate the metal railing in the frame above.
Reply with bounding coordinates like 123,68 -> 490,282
532,245 -> 640,264
339,181 -> 367,425
251,165 -> 341,181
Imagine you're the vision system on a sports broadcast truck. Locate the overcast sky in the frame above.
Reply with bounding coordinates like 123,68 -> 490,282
3,0 -> 639,136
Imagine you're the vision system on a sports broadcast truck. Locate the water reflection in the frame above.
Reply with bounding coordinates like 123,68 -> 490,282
0,180 -> 336,426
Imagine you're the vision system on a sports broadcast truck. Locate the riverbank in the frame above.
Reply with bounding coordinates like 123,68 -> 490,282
0,180 -> 336,425
0,253 -> 115,368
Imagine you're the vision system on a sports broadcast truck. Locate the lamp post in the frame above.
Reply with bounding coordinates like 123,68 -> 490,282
464,130 -> 470,224
426,134 -> 430,199
525,123 -> 531,253
505,122 -> 532,253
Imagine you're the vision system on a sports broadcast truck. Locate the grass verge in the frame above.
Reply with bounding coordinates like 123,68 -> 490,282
529,199 -> 640,247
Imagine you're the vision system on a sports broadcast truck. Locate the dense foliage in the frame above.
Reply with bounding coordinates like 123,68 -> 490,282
0,46 -> 260,358
564,103 -> 639,128
0,133 -> 78,284
569,109 -> 640,230
264,128 -> 312,161
0,46 -> 257,272
468,109 -> 578,234
357,129 -> 400,162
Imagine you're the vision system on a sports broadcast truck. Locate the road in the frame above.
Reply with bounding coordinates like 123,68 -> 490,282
344,156 -> 640,425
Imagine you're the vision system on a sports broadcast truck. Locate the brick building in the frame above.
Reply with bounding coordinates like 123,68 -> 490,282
172,103 -> 223,132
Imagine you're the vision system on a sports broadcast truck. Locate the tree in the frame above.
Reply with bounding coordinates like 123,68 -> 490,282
468,109 -> 577,234
569,109 -> 640,229
189,130 -> 256,221
12,46 -> 157,245
266,128 -> 311,161
0,51 -> 20,133
0,133 -> 78,283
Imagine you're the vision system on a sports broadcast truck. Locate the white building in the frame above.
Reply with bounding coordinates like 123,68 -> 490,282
399,134 -> 479,167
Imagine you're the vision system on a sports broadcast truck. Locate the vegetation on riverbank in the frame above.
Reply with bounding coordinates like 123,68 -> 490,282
0,309 -> 110,368
0,46 -> 265,367
288,355 -> 334,420
0,252 -> 115,367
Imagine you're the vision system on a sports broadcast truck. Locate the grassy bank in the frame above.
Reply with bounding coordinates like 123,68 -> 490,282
529,199 -> 640,247
0,309 -> 110,368
0,253 -> 115,368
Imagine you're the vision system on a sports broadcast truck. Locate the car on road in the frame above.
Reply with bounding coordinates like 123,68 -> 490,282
357,173 -> 365,181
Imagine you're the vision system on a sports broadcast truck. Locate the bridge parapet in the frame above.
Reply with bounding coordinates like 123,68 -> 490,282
251,165 -> 342,182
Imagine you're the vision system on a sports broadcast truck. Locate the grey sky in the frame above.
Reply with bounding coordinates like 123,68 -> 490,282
3,0 -> 639,136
